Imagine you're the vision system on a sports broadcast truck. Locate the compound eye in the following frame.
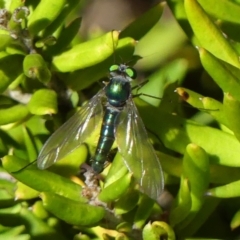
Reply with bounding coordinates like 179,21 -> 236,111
109,64 -> 119,72
126,67 -> 137,79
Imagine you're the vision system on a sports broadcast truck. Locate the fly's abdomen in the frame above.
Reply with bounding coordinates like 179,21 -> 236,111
91,108 -> 119,173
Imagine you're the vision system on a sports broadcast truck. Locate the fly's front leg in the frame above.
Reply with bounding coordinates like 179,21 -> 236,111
132,80 -> 163,100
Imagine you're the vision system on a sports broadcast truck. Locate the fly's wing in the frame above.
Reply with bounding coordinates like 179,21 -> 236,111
115,99 -> 164,200
37,89 -> 105,169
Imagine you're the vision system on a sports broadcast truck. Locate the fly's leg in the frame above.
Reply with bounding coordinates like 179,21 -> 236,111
132,80 -> 163,100
131,79 -> 149,91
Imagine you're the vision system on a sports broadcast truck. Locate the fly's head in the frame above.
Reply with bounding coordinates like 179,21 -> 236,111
109,64 -> 137,82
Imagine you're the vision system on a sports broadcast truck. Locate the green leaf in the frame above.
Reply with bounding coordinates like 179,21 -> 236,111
98,173 -> 132,203
120,3 -> 164,39
0,105 -> 29,126
175,87 -> 228,127
41,192 -> 105,226
174,144 -> 209,230
207,180 -> 240,198
182,144 -> 209,204
22,126 -> 38,161
142,221 -> 176,240
9,73 -> 26,90
0,204 -> 67,240
104,152 -> 128,188
114,189 -> 139,215
223,93 -> 240,142
46,17 -> 82,55
175,87 -> 204,109
52,31 -> 119,72
231,209 -> 240,230
0,54 -> 24,93
15,182 -> 39,200
41,0 -> 80,37
2,155 -> 86,202
209,164 -> 240,185
175,197 -> 220,237
137,99 -> 240,167
9,0 -> 25,13
28,0 -> 67,35
0,187 -> 15,208
0,32 -> 13,51
169,178 -> 191,227
48,144 -> 88,177
133,195 -> 155,229
27,89 -> 58,115
185,0 -> 240,68
201,97 -> 227,127
159,150 -> 240,185
62,36 -> 136,91
167,0 -> 194,39
198,0 -> 240,24
19,205 -> 67,240
0,225 -> 28,239
31,200 -> 49,219
139,59 -> 188,107
199,48 -> 240,101
23,54 -> 51,83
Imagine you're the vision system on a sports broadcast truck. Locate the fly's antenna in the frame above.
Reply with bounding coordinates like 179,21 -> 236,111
123,55 -> 142,68
111,30 -> 128,65
119,55 -> 124,64
110,30 -> 143,67
111,30 -> 117,64
11,159 -> 37,173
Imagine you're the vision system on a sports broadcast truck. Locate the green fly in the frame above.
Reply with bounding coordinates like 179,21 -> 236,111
37,63 -> 164,200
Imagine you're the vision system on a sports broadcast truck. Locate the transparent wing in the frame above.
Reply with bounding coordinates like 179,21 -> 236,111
115,99 -> 164,200
37,89 -> 105,169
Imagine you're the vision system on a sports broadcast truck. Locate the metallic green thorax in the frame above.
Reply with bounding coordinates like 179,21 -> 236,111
91,64 -> 134,173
